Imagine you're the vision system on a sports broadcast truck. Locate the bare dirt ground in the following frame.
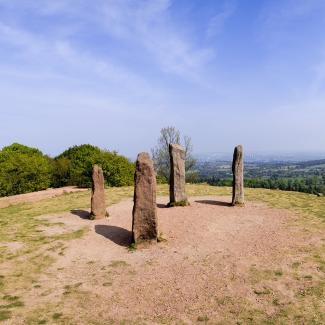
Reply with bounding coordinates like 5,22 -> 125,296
0,187 -> 87,208
13,195 -> 316,324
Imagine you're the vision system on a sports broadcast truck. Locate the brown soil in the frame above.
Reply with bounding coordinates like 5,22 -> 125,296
18,195 -> 310,324
0,186 -> 87,208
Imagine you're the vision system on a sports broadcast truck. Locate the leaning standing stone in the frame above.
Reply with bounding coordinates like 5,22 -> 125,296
90,165 -> 108,219
232,145 -> 244,206
169,144 -> 188,206
132,152 -> 158,244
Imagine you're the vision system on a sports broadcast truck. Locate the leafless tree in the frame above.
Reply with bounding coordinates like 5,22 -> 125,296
151,126 -> 196,182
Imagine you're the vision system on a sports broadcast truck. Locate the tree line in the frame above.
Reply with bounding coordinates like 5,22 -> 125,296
0,143 -> 135,197
0,126 -> 197,197
3,127 -> 322,198
207,176 -> 325,195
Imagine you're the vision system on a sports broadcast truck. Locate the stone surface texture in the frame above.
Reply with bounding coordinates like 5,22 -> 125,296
132,152 -> 158,243
232,145 -> 244,206
90,165 -> 107,219
169,144 -> 187,205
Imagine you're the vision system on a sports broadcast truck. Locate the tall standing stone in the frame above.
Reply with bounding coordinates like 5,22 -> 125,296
169,144 -> 188,206
232,145 -> 244,206
90,165 -> 107,219
132,152 -> 158,244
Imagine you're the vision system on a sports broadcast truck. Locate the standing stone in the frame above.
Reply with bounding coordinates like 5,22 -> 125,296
90,165 -> 107,219
132,152 -> 158,244
169,144 -> 188,206
232,145 -> 244,206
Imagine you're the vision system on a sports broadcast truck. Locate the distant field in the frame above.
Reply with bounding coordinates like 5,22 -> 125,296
197,159 -> 325,179
0,184 -> 324,324
197,159 -> 325,194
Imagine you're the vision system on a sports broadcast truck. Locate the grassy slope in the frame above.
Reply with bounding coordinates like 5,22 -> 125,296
0,184 -> 324,324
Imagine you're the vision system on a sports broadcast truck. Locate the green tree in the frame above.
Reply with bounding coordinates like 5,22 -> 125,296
51,157 -> 71,187
0,143 -> 52,196
55,144 -> 134,188
101,151 -> 135,187
56,144 -> 102,187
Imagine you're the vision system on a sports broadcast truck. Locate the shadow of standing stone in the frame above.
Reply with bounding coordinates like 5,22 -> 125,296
195,200 -> 231,207
70,209 -> 90,219
95,225 -> 132,247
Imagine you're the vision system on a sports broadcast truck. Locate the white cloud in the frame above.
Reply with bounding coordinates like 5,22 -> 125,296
0,22 -> 44,55
0,21 -> 165,102
96,0 -> 214,78
0,0 -> 217,81
206,1 -> 236,39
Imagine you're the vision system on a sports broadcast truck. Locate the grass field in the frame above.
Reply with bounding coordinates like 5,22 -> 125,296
0,184 -> 324,324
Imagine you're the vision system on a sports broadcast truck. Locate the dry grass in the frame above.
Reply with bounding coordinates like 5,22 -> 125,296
0,184 -> 324,324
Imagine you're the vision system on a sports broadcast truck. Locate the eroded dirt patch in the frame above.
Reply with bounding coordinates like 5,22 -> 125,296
10,195 -> 323,324
0,186 -> 87,208
0,241 -> 24,253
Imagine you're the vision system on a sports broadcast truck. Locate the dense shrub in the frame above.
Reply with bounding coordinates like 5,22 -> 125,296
0,143 -> 135,197
0,143 -> 53,196
51,157 -> 71,188
55,144 -> 134,188
55,144 -> 102,187
101,151 -> 134,187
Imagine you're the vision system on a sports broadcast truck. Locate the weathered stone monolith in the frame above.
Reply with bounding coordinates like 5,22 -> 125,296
169,143 -> 188,206
232,145 -> 244,206
132,152 -> 158,244
90,165 -> 108,219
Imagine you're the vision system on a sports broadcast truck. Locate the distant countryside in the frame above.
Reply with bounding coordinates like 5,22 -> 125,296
2,142 -> 325,198
197,158 -> 325,195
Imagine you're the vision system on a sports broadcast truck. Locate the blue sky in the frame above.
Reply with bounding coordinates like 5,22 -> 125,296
1,0 -> 325,158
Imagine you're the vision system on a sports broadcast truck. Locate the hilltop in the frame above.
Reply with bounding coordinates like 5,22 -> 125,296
0,184 -> 324,324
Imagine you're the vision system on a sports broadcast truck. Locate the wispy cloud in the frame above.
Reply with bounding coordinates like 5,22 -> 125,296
3,0 -> 325,156
259,0 -> 325,38
0,21 -> 164,102
206,1 -> 236,39
0,0 -> 216,80
256,0 -> 325,101
97,0 -> 215,78
262,0 -> 325,22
